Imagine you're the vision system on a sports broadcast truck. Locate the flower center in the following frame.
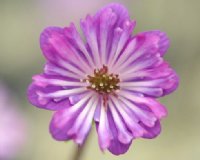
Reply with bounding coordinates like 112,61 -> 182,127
84,65 -> 120,95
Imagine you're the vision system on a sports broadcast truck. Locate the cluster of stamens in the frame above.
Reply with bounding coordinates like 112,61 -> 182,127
81,65 -> 120,105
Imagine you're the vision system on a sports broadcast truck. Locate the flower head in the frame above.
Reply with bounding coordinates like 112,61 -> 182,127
28,3 -> 179,155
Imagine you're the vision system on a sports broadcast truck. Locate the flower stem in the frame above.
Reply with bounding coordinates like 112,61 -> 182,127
71,127 -> 93,160
72,145 -> 85,160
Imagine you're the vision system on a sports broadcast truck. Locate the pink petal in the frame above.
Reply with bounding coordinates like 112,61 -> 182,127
141,121 -> 161,139
96,100 -> 113,150
27,83 -> 71,110
49,93 -> 93,140
40,27 -> 89,78
107,109 -> 132,155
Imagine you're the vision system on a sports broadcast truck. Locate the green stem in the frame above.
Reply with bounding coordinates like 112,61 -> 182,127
72,145 -> 85,160
71,127 -> 93,160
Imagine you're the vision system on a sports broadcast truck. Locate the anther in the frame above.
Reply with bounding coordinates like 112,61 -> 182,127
91,84 -> 96,88
100,83 -> 103,87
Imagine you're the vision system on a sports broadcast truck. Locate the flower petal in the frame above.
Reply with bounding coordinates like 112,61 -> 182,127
118,90 -> 167,119
107,109 -> 132,155
80,3 -> 135,68
49,92 -> 93,140
27,83 -> 71,110
108,100 -> 133,144
32,74 -> 87,88
108,20 -> 136,69
40,27 -> 89,78
120,62 -> 173,81
67,96 -> 98,145
113,31 -> 170,74
44,63 -> 81,80
141,121 -> 161,139
96,3 -> 130,27
80,15 -> 101,68
49,109 -> 76,141
120,70 -> 179,97
96,3 -> 132,65
118,94 -> 157,127
110,96 -> 147,138
140,31 -> 170,56
28,77 -> 87,111
96,99 -> 112,150
63,23 -> 94,73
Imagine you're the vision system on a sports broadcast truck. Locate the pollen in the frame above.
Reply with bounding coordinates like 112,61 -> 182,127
91,84 -> 96,88
99,83 -> 104,87
86,65 -> 120,95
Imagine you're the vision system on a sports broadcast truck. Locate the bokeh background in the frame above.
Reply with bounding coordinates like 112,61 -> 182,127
1,0 -> 200,159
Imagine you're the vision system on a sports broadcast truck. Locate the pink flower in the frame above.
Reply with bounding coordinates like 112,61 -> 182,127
28,3 -> 179,155
0,83 -> 27,159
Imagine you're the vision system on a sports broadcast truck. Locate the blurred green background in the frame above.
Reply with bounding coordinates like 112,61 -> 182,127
1,0 -> 200,159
